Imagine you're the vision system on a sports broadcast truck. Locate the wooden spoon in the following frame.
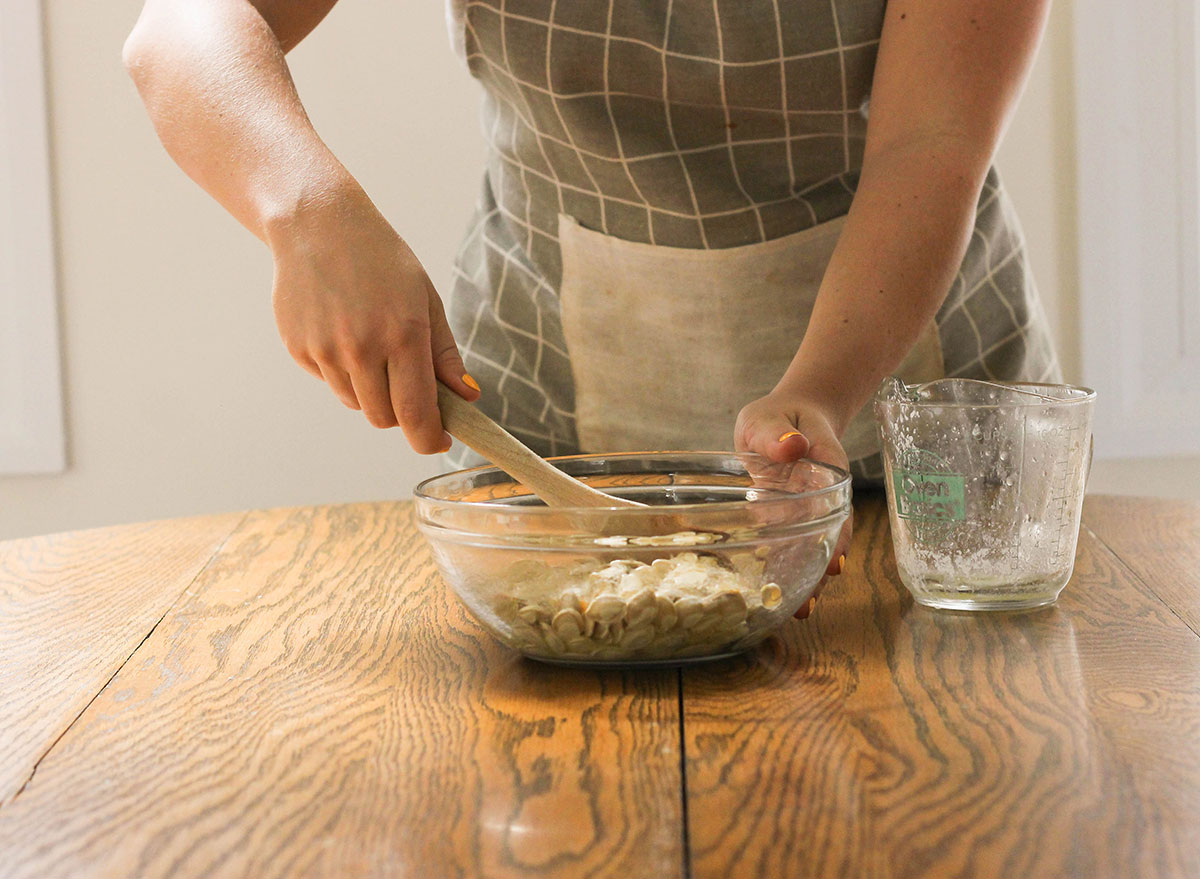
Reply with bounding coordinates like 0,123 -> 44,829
437,382 -> 643,508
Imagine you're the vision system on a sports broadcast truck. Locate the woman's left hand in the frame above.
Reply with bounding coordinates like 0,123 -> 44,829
734,391 -> 852,618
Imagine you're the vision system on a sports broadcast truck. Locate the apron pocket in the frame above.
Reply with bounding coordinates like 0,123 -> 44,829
557,212 -> 943,460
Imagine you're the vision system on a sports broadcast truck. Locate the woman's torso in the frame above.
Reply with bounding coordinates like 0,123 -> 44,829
442,0 -> 1060,477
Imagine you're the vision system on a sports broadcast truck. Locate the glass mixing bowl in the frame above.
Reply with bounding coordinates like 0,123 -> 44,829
414,451 -> 851,667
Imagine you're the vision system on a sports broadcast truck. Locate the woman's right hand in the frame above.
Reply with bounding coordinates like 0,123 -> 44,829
124,1 -> 478,453
266,182 -> 480,453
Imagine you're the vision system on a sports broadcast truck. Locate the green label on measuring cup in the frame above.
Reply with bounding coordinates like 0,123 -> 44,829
893,470 -> 966,521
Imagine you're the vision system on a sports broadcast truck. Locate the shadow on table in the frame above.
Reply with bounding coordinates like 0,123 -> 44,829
481,650 -> 678,705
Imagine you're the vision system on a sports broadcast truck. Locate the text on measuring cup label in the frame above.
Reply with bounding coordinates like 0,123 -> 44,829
893,470 -> 966,522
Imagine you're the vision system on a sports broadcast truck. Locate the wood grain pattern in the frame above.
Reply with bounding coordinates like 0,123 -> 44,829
3,496 -> 1197,878
0,512 -> 242,804
682,496 -> 1200,879
1084,495 -> 1200,634
0,503 -> 682,879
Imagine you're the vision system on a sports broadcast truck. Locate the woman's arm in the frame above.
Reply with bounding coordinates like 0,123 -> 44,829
736,0 -> 1051,461
123,0 -> 343,238
123,0 -> 479,453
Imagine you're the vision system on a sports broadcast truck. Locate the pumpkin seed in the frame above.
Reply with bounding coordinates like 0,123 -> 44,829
516,604 -> 545,626
626,589 -> 657,626
706,590 -> 747,619
565,636 -> 593,654
622,626 -> 656,650
586,593 -> 627,623
552,608 -> 585,640
541,627 -> 567,654
490,549 -> 794,662
674,596 -> 704,629
654,595 -> 678,631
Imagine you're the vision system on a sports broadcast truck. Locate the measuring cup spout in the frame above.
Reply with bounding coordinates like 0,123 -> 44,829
875,376 -> 913,405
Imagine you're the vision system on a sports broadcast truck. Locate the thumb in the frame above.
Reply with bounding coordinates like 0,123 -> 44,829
744,416 -> 811,463
427,286 -> 480,402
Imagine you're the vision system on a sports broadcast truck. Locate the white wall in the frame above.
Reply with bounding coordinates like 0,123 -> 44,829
996,0 -> 1079,382
1,0 -> 485,540
2,0 -> 1195,541
995,0 -> 1200,500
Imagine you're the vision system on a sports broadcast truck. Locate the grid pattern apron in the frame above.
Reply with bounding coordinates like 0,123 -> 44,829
442,0 -> 1060,481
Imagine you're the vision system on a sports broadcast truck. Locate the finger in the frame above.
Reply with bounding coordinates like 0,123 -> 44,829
741,415 -> 812,463
318,363 -> 361,411
796,547 -> 848,618
387,345 -> 450,454
794,583 -> 822,619
348,361 -> 399,429
290,350 -> 324,380
825,514 -> 853,577
806,438 -> 850,473
798,438 -> 852,576
427,287 -> 480,402
741,453 -> 792,489
796,540 -> 849,619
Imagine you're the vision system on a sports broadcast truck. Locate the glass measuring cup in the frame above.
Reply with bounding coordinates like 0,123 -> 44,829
874,378 -> 1096,611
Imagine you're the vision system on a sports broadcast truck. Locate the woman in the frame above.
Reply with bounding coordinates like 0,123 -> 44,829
124,0 -> 1059,594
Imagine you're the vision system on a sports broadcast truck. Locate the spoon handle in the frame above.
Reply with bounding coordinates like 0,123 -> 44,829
436,382 -> 642,508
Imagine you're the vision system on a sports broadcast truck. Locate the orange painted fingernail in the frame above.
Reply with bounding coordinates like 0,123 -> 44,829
778,430 -> 803,442
838,554 -> 846,574
462,373 -> 480,392
795,596 -> 817,619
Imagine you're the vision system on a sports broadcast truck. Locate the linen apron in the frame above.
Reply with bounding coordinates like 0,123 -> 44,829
442,0 -> 1060,482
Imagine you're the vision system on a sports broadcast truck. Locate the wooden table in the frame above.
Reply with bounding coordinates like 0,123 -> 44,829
1,495 -> 1197,878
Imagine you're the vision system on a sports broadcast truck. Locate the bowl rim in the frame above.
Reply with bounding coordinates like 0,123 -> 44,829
413,450 -> 852,515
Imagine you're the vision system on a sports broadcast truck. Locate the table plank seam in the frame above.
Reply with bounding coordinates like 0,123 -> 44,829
1081,522 -> 1200,640
0,511 -> 251,809
677,667 -> 693,879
